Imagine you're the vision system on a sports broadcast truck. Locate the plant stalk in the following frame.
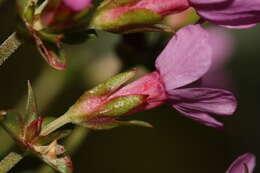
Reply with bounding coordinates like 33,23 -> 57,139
0,32 -> 22,66
0,152 -> 23,173
40,114 -> 71,136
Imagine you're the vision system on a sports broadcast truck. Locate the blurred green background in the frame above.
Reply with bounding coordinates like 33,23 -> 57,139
0,1 -> 260,173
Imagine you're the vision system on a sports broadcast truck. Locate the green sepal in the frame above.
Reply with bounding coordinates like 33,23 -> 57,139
86,70 -> 136,97
90,6 -> 161,33
96,95 -> 147,117
0,110 -> 23,140
24,81 -> 38,126
83,116 -> 152,130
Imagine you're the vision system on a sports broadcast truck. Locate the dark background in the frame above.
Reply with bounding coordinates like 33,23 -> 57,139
0,1 -> 260,173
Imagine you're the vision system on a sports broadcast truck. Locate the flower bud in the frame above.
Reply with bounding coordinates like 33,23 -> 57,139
41,0 -> 92,30
63,70 -> 153,129
90,0 -> 189,33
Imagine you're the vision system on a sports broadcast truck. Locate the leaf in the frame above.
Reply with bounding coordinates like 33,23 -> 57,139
0,110 -> 23,140
24,81 -> 38,126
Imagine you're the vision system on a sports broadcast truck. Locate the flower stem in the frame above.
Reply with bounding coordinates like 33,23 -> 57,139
40,114 -> 71,136
0,152 -> 23,173
0,32 -> 22,66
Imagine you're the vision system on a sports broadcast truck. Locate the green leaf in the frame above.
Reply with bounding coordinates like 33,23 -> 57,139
0,110 -> 23,140
24,81 -> 38,126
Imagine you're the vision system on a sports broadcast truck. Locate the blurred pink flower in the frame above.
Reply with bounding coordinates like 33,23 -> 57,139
202,26 -> 235,89
63,0 -> 92,11
226,153 -> 256,173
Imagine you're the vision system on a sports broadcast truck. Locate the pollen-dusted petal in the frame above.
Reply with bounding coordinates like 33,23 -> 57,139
63,0 -> 91,11
168,87 -> 237,128
226,153 -> 256,173
155,24 -> 211,91
190,0 -> 260,28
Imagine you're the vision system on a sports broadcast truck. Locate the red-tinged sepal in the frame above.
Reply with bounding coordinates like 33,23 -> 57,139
33,140 -> 73,173
65,70 -> 137,118
70,94 -> 150,129
89,0 -> 189,33
23,117 -> 43,143
33,32 -> 67,70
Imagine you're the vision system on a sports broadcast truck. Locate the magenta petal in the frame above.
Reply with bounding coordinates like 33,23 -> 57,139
190,0 -> 260,28
173,104 -> 223,128
169,88 -> 237,128
63,0 -> 91,11
226,153 -> 256,173
202,27 -> 234,88
155,24 -> 211,91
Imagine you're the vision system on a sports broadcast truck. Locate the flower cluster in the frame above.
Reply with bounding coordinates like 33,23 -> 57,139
0,0 -> 259,172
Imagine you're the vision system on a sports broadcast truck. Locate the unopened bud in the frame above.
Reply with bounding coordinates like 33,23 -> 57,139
90,0 -> 189,33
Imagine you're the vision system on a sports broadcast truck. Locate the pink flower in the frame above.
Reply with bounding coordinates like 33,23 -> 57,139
41,0 -> 92,29
90,0 -> 260,33
226,153 -> 256,173
111,24 -> 237,128
63,0 -> 92,11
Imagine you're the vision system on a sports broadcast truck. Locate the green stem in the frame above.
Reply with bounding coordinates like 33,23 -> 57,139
0,152 -> 23,173
0,32 -> 22,66
40,114 -> 71,136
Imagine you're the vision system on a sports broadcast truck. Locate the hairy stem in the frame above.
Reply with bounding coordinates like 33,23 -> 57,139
0,32 -> 22,66
40,114 -> 71,136
0,152 -> 23,173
